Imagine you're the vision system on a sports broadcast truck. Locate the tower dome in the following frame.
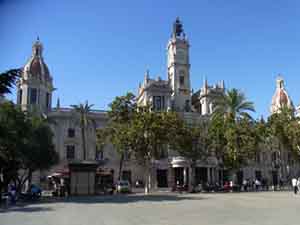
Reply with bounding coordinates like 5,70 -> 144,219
17,37 -> 54,114
270,76 -> 294,114
22,37 -> 52,82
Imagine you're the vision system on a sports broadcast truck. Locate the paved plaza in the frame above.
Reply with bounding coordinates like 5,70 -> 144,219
1,191 -> 300,225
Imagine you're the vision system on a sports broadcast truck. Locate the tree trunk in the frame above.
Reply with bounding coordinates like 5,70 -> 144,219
81,126 -> 86,160
27,170 -> 33,191
191,162 -> 196,192
144,160 -> 151,194
118,153 -> 124,181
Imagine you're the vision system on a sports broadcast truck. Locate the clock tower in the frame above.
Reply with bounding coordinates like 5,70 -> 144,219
167,17 -> 191,112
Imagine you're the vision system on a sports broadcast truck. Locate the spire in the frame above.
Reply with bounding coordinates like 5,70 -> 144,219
56,97 -> 60,109
203,76 -> 208,89
276,74 -> 284,89
220,80 -> 225,89
144,69 -> 150,84
172,17 -> 184,38
32,36 -> 43,57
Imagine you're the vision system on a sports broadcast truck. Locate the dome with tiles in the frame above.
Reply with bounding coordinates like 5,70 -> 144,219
22,37 -> 52,83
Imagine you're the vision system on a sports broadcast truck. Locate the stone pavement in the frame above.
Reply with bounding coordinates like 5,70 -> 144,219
1,191 -> 300,225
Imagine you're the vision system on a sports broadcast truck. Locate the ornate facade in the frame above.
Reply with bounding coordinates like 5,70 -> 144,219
16,18 -> 300,190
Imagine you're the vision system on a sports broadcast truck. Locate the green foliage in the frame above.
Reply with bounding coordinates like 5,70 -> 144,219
0,69 -> 21,95
71,101 -> 95,160
172,122 -> 209,163
102,92 -> 137,180
212,88 -> 255,121
108,92 -> 136,123
128,106 -> 180,163
267,107 -> 300,160
208,89 -> 257,170
0,102 -> 58,190
105,92 -> 136,153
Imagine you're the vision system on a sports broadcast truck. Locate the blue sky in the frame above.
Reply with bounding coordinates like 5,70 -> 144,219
1,0 -> 300,118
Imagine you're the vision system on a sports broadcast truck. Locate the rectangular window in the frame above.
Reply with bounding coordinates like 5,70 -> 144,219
68,128 -> 75,138
156,96 -> 161,111
18,89 -> 22,104
162,96 -> 165,110
66,145 -> 75,159
30,88 -> 37,104
46,93 -> 50,108
179,76 -> 185,86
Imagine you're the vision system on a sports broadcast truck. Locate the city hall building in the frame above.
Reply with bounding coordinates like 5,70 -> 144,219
15,18 -> 300,192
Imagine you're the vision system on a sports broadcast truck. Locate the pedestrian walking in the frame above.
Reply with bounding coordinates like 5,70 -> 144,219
292,177 -> 298,194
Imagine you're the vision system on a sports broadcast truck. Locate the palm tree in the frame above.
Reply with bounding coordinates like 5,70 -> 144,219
212,88 -> 255,121
0,69 -> 21,95
71,101 -> 95,160
210,88 -> 256,174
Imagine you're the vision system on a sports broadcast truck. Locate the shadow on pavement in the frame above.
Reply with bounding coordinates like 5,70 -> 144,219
0,206 -> 53,213
60,194 -> 208,204
0,193 -> 209,212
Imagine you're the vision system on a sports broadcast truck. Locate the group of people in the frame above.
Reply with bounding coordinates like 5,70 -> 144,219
48,177 -> 70,197
291,177 -> 300,194
242,178 -> 269,191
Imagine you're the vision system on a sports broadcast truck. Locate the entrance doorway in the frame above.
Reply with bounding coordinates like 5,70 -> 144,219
255,170 -> 262,181
272,171 -> 278,186
195,167 -> 207,185
236,171 -> 243,186
174,167 -> 184,186
157,169 -> 168,188
122,170 -> 132,184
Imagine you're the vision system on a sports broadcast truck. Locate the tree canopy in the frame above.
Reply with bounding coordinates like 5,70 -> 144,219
0,102 -> 58,191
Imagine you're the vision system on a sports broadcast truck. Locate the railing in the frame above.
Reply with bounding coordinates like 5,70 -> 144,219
51,107 -> 107,113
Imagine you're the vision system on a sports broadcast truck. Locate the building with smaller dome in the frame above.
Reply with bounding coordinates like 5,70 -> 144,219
14,19 -> 300,193
17,37 -> 54,114
270,76 -> 294,114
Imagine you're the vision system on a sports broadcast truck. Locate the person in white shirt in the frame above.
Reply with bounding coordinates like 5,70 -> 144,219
297,178 -> 300,193
292,177 -> 297,194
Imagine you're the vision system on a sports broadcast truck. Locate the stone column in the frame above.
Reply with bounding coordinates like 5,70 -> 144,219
207,167 -> 211,184
188,167 -> 193,191
152,167 -> 157,190
183,167 -> 187,186
168,167 -> 174,189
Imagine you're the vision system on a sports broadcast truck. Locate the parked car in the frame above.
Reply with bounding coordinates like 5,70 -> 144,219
116,180 -> 131,193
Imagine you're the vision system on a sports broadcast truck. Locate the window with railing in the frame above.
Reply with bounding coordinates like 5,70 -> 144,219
66,145 -> 75,159
153,96 -> 165,111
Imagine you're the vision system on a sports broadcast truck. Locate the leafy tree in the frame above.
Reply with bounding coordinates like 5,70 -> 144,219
0,69 -> 21,95
223,118 -> 258,170
96,128 -> 108,160
128,106 -> 180,193
172,121 -> 209,192
266,107 -> 300,178
209,88 -> 257,172
0,102 -> 29,191
104,92 -> 136,180
71,101 -> 95,160
0,102 -> 58,192
17,116 -> 59,190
